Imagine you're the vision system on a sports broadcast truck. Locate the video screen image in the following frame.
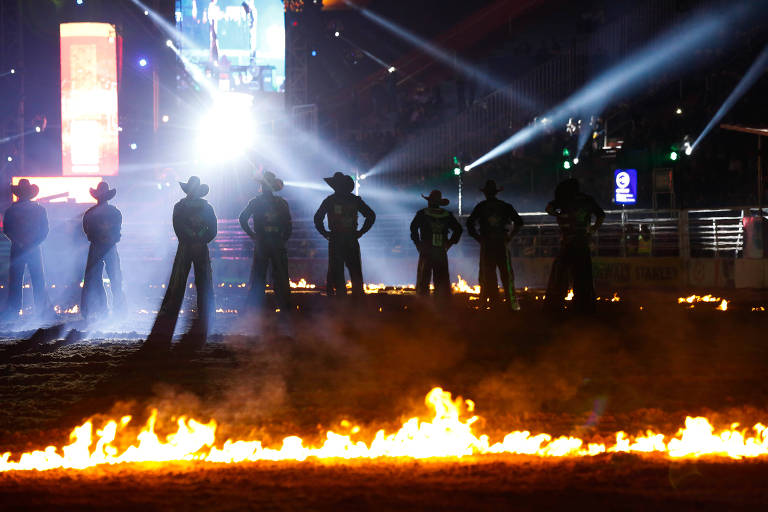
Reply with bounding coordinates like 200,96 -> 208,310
60,22 -> 120,177
176,0 -> 285,94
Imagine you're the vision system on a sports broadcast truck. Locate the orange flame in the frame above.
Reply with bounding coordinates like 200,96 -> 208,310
2,388 -> 768,472
451,275 -> 481,294
289,278 -> 316,289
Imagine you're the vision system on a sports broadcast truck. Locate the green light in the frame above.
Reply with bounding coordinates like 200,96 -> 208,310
562,148 -> 570,157
452,156 -> 460,166
669,151 -> 678,161
563,161 -> 571,170
453,167 -> 461,175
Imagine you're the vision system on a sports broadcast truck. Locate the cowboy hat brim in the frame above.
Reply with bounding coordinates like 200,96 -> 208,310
422,194 -> 450,206
12,183 -> 40,200
179,181 -> 209,197
324,175 -> 355,193
90,187 -> 117,201
258,177 -> 284,192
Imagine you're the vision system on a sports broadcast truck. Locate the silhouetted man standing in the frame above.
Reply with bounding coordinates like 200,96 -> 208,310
467,180 -> 524,310
147,176 -> 217,348
239,171 -> 292,310
410,190 -> 462,299
1,179 -> 51,320
314,172 -> 375,296
544,178 -> 605,314
81,181 -> 125,320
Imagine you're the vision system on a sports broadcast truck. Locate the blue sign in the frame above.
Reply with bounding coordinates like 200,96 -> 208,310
614,169 -> 637,204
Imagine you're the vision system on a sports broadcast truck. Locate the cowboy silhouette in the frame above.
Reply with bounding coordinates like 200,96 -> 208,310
410,190 -> 462,299
80,181 -> 125,320
467,180 -> 524,310
239,171 -> 292,310
313,172 -> 375,296
1,179 -> 52,319
544,178 -> 605,313
146,176 -> 217,348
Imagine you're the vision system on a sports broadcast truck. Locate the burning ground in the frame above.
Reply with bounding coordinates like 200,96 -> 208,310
1,292 -> 768,509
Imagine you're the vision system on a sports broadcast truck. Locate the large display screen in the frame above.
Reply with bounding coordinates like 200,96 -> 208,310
12,177 -> 103,204
175,1 -> 285,93
60,23 -> 120,176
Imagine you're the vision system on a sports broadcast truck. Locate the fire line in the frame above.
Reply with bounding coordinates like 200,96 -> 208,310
2,387 -> 768,472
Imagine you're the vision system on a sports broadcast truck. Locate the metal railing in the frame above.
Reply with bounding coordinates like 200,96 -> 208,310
190,207 -> 764,262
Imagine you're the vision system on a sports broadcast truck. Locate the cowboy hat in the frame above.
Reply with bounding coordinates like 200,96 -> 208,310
323,172 -> 355,193
11,179 -> 39,201
258,170 -> 284,192
179,176 -> 209,198
89,181 -> 117,202
422,189 -> 450,206
480,180 -> 503,196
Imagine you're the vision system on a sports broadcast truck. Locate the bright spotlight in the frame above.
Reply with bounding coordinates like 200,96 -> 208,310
573,157 -> 580,165
675,107 -> 683,115
166,39 -> 174,48
453,167 -> 461,176
34,126 -> 41,133
334,31 -> 340,37
387,66 -> 396,73
669,151 -> 678,161
463,166 -> 470,172
10,69 -> 14,74
311,50 -> 318,56
76,0 -> 83,4
138,58 -> 148,67
143,10 -> 149,15
196,92 -> 256,162
162,114 -> 170,123
6,156 -> 12,162
130,143 -> 138,150
684,142 -> 693,156
563,161 -> 571,170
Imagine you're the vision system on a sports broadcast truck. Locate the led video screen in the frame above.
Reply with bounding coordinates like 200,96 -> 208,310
12,177 -> 103,204
176,0 -> 285,93
60,23 -> 120,176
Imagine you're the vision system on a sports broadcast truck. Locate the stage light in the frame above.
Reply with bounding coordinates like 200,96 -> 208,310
311,50 -> 317,56
669,151 -> 678,161
10,69 -> 14,74
76,0 -> 83,5
573,157 -> 580,165
143,10 -> 149,15
162,115 -> 169,123
464,166 -> 470,172
130,143 -> 138,150
465,2 -> 755,172
563,161 -> 571,170
684,141 -> 693,155
166,39 -> 173,48
334,31 -> 340,37
138,58 -> 148,67
34,126 -> 41,133
675,107 -> 683,115
562,148 -> 570,157
453,167 -> 461,176
388,66 -> 396,73
6,156 -> 12,162
692,43 -> 768,151
196,92 -> 256,162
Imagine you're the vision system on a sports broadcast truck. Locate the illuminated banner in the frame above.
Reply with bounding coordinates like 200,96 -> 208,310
60,23 -> 119,176
12,177 -> 103,204
614,169 -> 637,204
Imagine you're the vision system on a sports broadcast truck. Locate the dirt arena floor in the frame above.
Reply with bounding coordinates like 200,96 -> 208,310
1,290 -> 768,510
